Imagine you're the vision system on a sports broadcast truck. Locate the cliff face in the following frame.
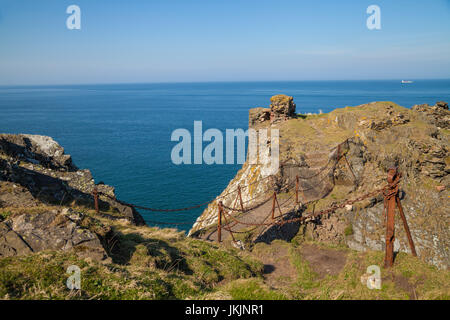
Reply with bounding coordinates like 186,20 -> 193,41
189,98 -> 449,270
0,134 -> 145,261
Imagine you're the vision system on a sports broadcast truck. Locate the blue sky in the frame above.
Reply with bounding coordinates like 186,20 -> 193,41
0,0 -> 449,85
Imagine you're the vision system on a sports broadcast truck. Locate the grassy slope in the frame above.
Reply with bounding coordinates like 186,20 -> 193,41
0,206 -> 264,300
1,206 -> 448,300
214,240 -> 450,300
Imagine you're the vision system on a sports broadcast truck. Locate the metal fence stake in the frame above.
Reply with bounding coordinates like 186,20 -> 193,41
217,201 -> 223,243
93,187 -> 99,214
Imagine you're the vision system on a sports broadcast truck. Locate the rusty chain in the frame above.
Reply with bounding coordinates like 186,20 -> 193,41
216,186 -> 385,229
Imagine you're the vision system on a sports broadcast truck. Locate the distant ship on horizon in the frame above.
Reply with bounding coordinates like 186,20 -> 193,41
401,80 -> 414,83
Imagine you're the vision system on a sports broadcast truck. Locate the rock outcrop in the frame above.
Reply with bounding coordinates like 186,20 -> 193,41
190,98 -> 450,270
249,107 -> 271,126
0,134 -> 77,171
269,95 -> 296,123
248,94 -> 297,126
412,101 -> 449,129
0,134 -> 145,225
0,209 -> 111,261
0,134 -> 146,261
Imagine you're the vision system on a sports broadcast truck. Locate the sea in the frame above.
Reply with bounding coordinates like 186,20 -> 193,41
0,80 -> 449,231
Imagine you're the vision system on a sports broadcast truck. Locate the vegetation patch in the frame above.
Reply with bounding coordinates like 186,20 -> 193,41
0,218 -> 264,300
224,279 -> 287,300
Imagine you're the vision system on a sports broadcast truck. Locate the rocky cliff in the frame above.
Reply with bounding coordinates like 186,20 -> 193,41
0,134 -> 145,261
190,97 -> 449,270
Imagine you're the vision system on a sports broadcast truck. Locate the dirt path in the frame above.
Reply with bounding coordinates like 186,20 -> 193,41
299,244 -> 348,278
251,242 -> 297,289
250,242 -> 350,290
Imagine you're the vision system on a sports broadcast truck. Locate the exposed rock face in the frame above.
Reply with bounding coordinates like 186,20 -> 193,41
0,133 -> 146,261
412,101 -> 450,129
0,209 -> 111,262
270,95 -> 297,123
0,134 -> 145,226
249,107 -> 271,126
190,98 -> 449,270
0,222 -> 33,257
0,134 -> 76,171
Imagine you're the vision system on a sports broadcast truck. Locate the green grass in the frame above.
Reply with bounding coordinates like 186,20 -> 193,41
344,224 -> 354,236
288,247 -> 320,298
0,210 -> 13,220
0,220 -> 264,300
225,279 -> 287,300
1,228 -> 449,300
1,204 -> 448,300
285,241 -> 450,300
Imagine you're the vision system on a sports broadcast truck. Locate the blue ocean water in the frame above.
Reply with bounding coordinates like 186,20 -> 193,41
0,80 -> 449,231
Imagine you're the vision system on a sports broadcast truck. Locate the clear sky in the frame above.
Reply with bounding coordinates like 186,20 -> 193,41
0,0 -> 449,85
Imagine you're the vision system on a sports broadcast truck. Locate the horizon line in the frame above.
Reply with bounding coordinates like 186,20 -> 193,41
1,77 -> 450,88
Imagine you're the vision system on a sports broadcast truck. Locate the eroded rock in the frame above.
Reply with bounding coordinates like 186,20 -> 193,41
270,94 -> 296,123
412,101 -> 450,129
249,107 -> 271,127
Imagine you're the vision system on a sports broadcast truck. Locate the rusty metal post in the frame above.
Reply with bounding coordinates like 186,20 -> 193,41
295,175 -> 299,204
384,168 -> 397,268
396,196 -> 417,257
271,192 -> 276,220
238,186 -> 245,213
343,155 -> 357,183
93,187 -> 99,214
217,201 -> 223,243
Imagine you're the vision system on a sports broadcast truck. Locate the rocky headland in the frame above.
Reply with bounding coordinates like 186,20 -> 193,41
190,97 -> 449,270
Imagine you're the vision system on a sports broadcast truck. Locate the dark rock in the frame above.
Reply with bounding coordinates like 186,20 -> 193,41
436,101 -> 448,110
